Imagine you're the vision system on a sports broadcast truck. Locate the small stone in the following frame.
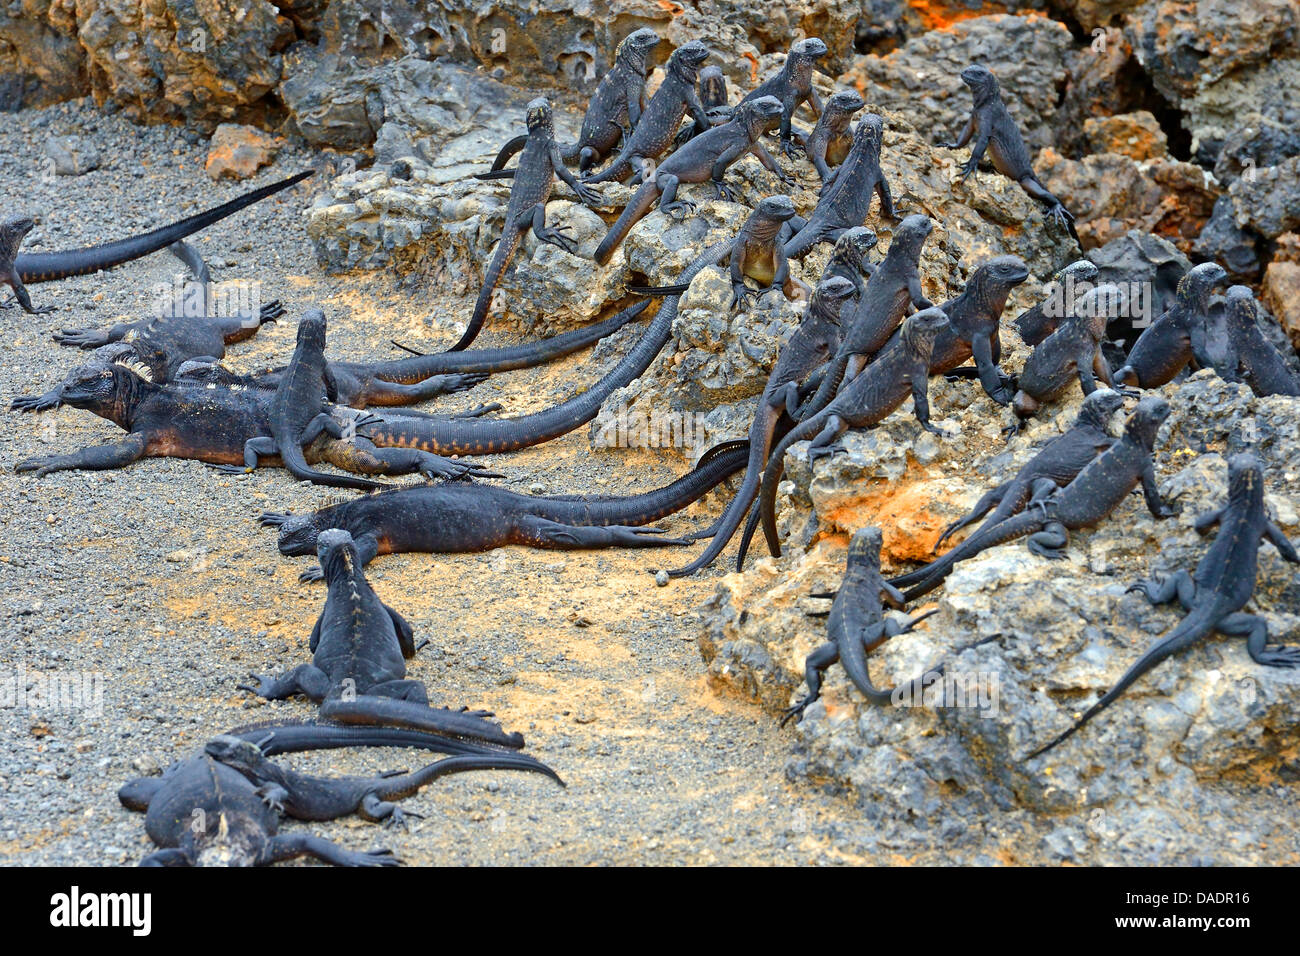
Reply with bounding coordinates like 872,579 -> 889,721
43,135 -> 101,176
205,124 -> 282,180
654,570 -> 670,587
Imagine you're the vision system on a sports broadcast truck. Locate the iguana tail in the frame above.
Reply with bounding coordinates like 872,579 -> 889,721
280,442 -> 387,492
319,696 -> 527,751
757,414 -> 826,559
898,509 -> 1047,603
594,181 -> 659,265
450,225 -> 524,351
377,751 -> 566,794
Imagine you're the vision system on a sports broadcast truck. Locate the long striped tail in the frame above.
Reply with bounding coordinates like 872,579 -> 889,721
450,226 -> 523,351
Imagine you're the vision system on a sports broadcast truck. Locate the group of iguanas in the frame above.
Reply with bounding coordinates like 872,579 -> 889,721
10,27 -> 1300,864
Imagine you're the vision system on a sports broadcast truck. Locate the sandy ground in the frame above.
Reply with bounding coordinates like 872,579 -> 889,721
0,100 -> 962,867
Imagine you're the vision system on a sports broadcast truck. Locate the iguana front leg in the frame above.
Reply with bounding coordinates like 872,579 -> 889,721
209,435 -> 277,475
938,114 -> 975,150
260,834 -> 400,867
238,664 -> 332,702
1141,463 -> 1178,518
2,269 -> 54,314
530,204 -> 577,254
300,533 -> 380,582
16,433 -> 148,476
971,333 -> 1012,405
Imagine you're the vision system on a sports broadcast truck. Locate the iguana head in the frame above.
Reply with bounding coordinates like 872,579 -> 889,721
1070,283 -> 1123,340
736,95 -> 784,137
809,274 -> 858,327
1176,261 -> 1227,307
833,226 -> 878,265
886,213 -> 932,262
824,90 -> 865,122
0,214 -> 34,264
316,527 -> 360,578
187,801 -> 265,868
204,734 -> 271,774
970,255 -> 1030,305
525,97 -> 553,134
699,65 -> 726,101
57,361 -> 147,422
846,526 -> 884,570
753,195 -> 797,223
790,37 -> 828,63
1075,387 -> 1125,433
959,64 -> 1000,104
1125,395 -> 1171,450
852,112 -> 885,156
1227,452 -> 1264,506
667,40 -> 710,80
272,511 -> 322,556
616,28 -> 660,72
1224,285 -> 1258,328
295,308 -> 328,350
900,306 -> 950,352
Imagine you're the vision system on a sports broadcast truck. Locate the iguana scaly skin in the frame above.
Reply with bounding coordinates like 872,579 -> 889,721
893,396 -> 1177,602
739,37 -> 829,157
592,95 -> 788,265
584,41 -> 712,185
1113,262 -> 1227,389
262,440 -> 751,581
457,98 -> 604,351
1009,284 -> 1118,429
795,90 -> 865,184
784,114 -> 896,259
663,275 -> 859,578
938,65 -> 1078,244
485,29 -> 660,175
1205,285 -> 1300,397
0,171 -> 311,314
1028,453 -> 1300,758
782,527 -> 941,725
819,226 -> 878,297
756,308 -> 951,561
1013,259 -> 1099,347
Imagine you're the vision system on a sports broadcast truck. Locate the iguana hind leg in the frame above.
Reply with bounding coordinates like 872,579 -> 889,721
260,834 -> 400,867
517,516 -> 691,549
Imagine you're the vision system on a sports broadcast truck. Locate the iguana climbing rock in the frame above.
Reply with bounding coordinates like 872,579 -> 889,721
784,114 -> 895,260
938,64 -> 1078,244
117,740 -> 400,867
484,28 -> 660,176
584,40 -> 712,185
1204,285 -> 1300,397
756,307 -> 952,561
262,440 -> 750,580
457,97 -> 604,351
1008,284 -> 1117,430
819,226 -> 878,296
893,396 -> 1177,602
739,37 -> 829,157
593,95 -> 788,265
0,170 -> 311,314
921,387 -> 1124,558
1113,262 -> 1227,389
795,90 -> 865,185
781,527 -> 940,725
663,275 -> 859,578
1014,259 -> 1099,347
1028,453 -> 1300,758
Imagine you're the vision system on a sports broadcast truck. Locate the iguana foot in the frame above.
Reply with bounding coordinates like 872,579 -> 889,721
259,512 -> 292,528
342,848 -> 402,867
454,402 -> 503,419
237,673 -> 278,698
539,227 -> 576,255
661,199 -> 696,218
10,393 -> 60,412
1255,645 -> 1300,667
15,456 -> 62,477
254,784 -> 285,814
209,464 -> 255,476
52,329 -> 109,349
780,697 -> 813,728
384,807 -> 424,830
299,565 -> 325,583
440,373 -> 488,394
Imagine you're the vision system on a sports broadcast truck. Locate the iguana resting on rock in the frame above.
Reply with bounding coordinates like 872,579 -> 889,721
14,360 -> 488,483
755,308 -> 952,562
1013,259 -> 1099,347
1203,285 -> 1300,397
584,40 -> 712,185
795,90 -> 866,186
819,226 -> 879,296
457,97 -> 604,352
664,275 -> 859,578
892,396 -> 1177,602
699,64 -> 730,113
1008,284 -> 1118,431
923,387 -> 1124,557
0,170 -> 311,314
593,95 -> 788,265
782,526 -> 941,726
1028,453 -> 1300,758
117,739 -> 400,867
263,440 -> 751,581
739,37 -> 829,158
937,65 -> 1078,245
1113,262 -> 1226,389
483,28 -> 661,176
784,114 -> 896,259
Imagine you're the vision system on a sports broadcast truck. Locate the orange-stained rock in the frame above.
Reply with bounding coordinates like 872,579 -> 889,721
205,123 -> 282,180
1262,260 -> 1300,348
1083,111 -> 1168,160
1273,233 -> 1300,264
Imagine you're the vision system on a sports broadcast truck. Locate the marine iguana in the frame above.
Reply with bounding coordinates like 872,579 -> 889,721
583,40 -> 713,185
210,309 -> 385,490
484,28 -> 661,176
819,226 -> 879,296
893,396 -> 1177,602
797,214 -> 933,419
117,740 -> 399,867
13,361 -> 486,482
1113,262 -> 1227,389
592,95 -> 788,265
457,98 -> 604,352
1013,259 -> 1099,347
781,526 -> 940,725
739,37 -> 829,157
1206,286 -> 1300,397
784,114 -> 896,260
880,254 -> 1030,407
1008,284 -> 1118,431
795,90 -> 866,185
262,439 -> 751,581
0,170 -> 311,314
755,307 -> 952,561
663,275 -> 859,578
937,64 -> 1078,244
699,64 -> 729,113
923,387 -> 1124,557
1027,452 -> 1300,758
